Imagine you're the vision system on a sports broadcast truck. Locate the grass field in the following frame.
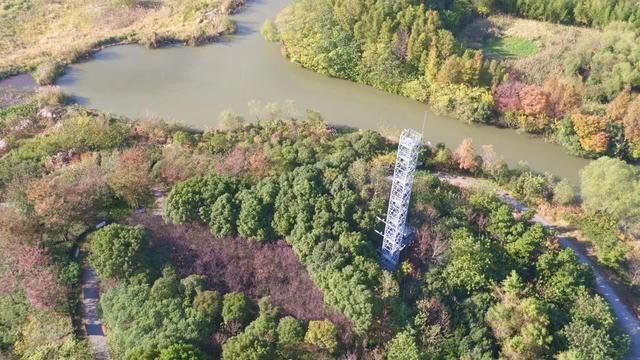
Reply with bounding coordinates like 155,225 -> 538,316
461,15 -> 601,84
483,36 -> 539,59
0,0 -> 244,80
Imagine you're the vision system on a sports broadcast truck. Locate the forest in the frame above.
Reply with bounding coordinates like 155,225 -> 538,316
264,0 -> 640,162
0,87 -> 637,358
1,0 -> 640,359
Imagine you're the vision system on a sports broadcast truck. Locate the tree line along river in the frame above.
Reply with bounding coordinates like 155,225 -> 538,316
2,0 -> 591,183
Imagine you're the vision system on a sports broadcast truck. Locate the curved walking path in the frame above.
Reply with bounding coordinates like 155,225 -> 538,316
80,252 -> 109,360
437,173 -> 640,359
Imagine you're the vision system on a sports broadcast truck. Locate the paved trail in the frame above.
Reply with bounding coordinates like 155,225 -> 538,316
437,173 -> 640,359
81,254 -> 109,360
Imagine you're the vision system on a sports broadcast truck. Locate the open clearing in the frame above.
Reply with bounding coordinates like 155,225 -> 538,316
461,14 -> 602,84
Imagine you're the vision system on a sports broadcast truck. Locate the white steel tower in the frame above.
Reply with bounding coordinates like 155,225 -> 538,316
379,129 -> 422,269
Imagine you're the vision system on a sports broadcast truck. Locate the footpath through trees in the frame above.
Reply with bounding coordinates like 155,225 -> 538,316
80,251 -> 109,360
437,173 -> 640,359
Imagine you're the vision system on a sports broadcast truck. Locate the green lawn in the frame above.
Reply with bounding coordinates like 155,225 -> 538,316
483,36 -> 539,58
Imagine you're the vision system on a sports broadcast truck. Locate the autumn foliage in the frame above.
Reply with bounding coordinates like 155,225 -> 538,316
0,243 -> 64,310
108,147 -> 153,208
623,96 -> 640,151
494,79 -> 524,113
454,138 -> 479,171
572,114 -> 609,153
26,164 -> 109,234
519,85 -> 549,117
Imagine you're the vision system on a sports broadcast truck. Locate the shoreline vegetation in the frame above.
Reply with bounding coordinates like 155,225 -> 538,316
0,0 -> 246,84
264,0 -> 640,165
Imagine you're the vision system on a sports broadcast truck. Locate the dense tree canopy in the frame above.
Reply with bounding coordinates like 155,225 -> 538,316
101,270 -> 216,359
580,156 -> 640,234
272,0 -> 501,124
495,0 -> 640,27
89,224 -> 149,280
0,93 -> 630,359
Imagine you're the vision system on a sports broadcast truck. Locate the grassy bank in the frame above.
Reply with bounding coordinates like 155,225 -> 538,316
0,0 -> 245,82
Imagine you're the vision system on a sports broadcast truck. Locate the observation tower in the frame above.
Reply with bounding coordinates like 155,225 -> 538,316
378,128 -> 422,269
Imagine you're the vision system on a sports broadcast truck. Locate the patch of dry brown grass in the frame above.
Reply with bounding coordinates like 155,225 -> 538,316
461,15 -> 602,84
0,0 -> 245,79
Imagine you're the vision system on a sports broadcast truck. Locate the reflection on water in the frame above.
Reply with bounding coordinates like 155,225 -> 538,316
56,0 -> 590,183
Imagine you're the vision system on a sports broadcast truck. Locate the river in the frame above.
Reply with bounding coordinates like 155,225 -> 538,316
52,0 -> 590,183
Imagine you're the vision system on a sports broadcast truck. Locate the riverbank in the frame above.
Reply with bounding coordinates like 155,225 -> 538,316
52,0 -> 591,184
267,0 -> 640,164
0,0 -> 246,82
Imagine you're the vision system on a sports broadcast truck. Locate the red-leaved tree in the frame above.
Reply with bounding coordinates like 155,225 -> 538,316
494,79 -> 524,113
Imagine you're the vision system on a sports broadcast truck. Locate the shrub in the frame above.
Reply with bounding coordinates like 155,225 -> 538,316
574,215 -> 629,272
430,83 -> 495,124
218,110 -> 245,131
553,178 -> 576,205
111,0 -> 138,7
508,170 -> 551,205
261,19 -> 280,42
221,16 -> 237,34
33,60 -> 64,85
401,79 -> 428,102
36,86 -> 69,107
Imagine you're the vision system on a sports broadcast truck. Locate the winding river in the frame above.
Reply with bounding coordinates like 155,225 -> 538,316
54,0 -> 590,183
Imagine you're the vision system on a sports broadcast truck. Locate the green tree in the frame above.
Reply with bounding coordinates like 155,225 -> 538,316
222,292 -> 251,326
442,228 -> 495,294
164,175 -> 240,224
237,190 -> 271,241
158,343 -> 206,360
101,276 -> 212,359
580,157 -> 640,233
222,298 -> 279,360
385,330 -> 422,360
193,290 -> 222,327
89,224 -> 148,280
304,319 -> 337,353
150,267 -> 181,300
209,193 -> 237,237
277,316 -> 305,357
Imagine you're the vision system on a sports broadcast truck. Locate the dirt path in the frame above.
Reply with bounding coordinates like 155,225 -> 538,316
436,173 -> 640,359
80,253 -> 109,360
